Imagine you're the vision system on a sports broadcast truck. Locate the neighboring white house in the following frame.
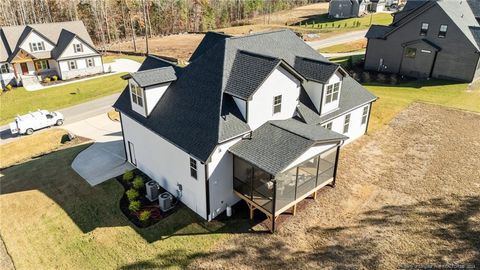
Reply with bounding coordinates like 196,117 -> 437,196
0,21 -> 103,89
114,30 -> 377,232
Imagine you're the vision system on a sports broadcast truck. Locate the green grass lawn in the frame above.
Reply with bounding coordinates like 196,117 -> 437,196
366,80 -> 480,132
299,13 -> 392,32
102,54 -> 146,64
0,142 -> 253,269
0,73 -> 127,125
330,55 -> 365,67
319,42 -> 366,54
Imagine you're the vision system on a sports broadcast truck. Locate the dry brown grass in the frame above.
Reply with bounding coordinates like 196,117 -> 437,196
188,103 -> 480,269
0,128 -> 88,169
319,39 -> 367,53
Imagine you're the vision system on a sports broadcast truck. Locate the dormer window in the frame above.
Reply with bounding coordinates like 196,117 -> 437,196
74,43 -> 83,53
322,122 -> 332,130
0,64 -> 8,74
30,42 -> 45,52
325,82 -> 340,104
131,84 -> 144,107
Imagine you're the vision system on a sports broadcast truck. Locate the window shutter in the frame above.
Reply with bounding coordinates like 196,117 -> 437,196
80,44 -> 83,52
29,43 -> 33,52
41,42 -> 44,50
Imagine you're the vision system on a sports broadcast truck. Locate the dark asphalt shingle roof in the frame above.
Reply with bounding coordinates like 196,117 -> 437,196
115,30 -> 374,162
293,57 -> 340,83
189,32 -> 231,62
469,26 -> 480,48
298,76 -> 377,125
50,29 -> 76,59
224,51 -> 281,99
468,0 -> 480,18
365,25 -> 395,39
229,120 -> 346,175
130,66 -> 177,87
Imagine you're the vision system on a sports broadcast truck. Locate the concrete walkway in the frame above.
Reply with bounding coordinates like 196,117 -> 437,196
25,58 -> 141,91
68,113 -> 133,186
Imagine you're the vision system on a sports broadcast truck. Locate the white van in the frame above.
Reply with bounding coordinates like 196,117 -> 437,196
9,110 -> 64,135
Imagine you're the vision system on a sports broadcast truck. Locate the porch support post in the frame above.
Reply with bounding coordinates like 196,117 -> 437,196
271,181 -> 277,233
313,191 -> 317,201
328,146 -> 341,188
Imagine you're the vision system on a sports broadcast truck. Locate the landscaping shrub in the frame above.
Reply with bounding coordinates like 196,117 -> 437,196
361,71 -> 371,83
139,210 -> 151,222
6,84 -> 13,91
126,188 -> 139,201
132,176 -> 144,190
43,77 -> 51,83
390,74 -> 399,85
128,200 -> 141,212
123,170 -> 134,183
377,73 -> 388,84
52,75 -> 58,81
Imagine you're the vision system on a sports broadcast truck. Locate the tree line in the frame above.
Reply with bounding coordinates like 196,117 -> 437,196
0,0 -> 317,49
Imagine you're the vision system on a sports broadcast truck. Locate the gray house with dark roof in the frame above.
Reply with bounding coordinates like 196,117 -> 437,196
114,30 -> 376,232
364,0 -> 480,82
329,0 -> 368,18
0,21 -> 103,89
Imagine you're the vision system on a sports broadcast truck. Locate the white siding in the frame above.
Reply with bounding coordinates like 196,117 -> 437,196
19,31 -> 54,53
247,66 -> 301,130
233,96 -> 247,120
59,37 -> 98,59
58,56 -> 103,80
144,83 -> 170,115
207,137 -> 243,220
303,80 -> 324,112
282,142 -> 338,172
121,113 -> 208,219
320,103 -> 371,144
128,79 -> 146,117
321,71 -> 343,115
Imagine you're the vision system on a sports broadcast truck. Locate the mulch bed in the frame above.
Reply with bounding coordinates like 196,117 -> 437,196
116,169 -> 179,228
39,72 -> 112,87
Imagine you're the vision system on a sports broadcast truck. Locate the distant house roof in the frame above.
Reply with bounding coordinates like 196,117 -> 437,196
114,30 -> 375,162
229,119 -> 347,175
365,25 -> 395,39
0,21 -> 97,62
367,0 -> 480,50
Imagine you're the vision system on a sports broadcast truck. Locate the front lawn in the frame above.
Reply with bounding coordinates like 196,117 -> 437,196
0,140 -> 252,269
0,73 -> 127,125
319,40 -> 367,53
366,80 -> 479,132
102,54 -> 145,64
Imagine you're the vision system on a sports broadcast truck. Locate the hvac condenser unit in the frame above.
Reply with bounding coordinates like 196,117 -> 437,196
159,192 -> 174,212
145,180 -> 160,202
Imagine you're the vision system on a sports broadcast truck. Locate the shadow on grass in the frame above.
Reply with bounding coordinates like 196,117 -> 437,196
0,144 -> 265,245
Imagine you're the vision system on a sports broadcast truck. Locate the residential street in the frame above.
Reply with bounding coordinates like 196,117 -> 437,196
0,93 -> 121,145
306,30 -> 368,50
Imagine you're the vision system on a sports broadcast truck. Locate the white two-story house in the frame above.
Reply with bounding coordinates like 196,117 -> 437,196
114,30 -> 377,232
0,21 -> 103,88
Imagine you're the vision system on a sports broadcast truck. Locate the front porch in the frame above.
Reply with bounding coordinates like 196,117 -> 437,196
11,49 -> 58,86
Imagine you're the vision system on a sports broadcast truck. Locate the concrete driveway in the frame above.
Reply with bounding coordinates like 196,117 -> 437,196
67,113 -> 133,186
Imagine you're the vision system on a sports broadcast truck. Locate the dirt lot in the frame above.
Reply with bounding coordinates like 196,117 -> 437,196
188,103 -> 480,269
107,3 -> 329,61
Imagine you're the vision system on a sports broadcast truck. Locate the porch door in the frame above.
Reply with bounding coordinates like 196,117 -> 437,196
128,141 -> 137,166
20,63 -> 28,75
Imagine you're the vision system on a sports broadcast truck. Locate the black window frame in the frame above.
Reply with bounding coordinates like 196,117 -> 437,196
273,95 -> 282,114
420,22 -> 429,36
190,157 -> 198,180
0,63 -> 8,74
74,43 -> 84,53
361,106 -> 369,125
68,60 -> 77,70
405,47 -> 417,58
86,58 -> 95,67
438,24 -> 448,38
343,113 -> 351,134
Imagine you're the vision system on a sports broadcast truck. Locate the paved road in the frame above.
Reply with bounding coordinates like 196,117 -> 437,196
0,93 -> 121,144
306,30 -> 368,50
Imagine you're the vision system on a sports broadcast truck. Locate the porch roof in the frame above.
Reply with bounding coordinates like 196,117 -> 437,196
229,119 -> 347,175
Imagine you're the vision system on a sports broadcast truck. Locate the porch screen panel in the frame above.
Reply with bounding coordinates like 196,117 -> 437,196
233,157 -> 253,199
275,167 -> 297,212
296,156 -> 319,199
317,148 -> 337,186
252,168 -> 274,213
